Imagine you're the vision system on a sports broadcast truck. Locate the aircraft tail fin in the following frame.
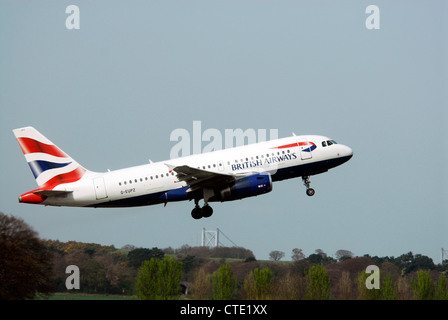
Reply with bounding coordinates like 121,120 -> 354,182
13,126 -> 89,189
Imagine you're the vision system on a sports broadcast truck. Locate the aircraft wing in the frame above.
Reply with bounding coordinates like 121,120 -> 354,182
166,164 -> 237,192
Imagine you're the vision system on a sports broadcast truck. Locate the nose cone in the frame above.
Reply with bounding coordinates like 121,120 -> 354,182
342,145 -> 353,159
336,145 -> 353,163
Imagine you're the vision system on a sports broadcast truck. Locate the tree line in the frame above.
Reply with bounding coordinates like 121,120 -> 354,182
1,212 -> 448,299
134,254 -> 448,300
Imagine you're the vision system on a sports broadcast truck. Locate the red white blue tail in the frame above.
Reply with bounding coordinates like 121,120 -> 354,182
13,126 -> 88,190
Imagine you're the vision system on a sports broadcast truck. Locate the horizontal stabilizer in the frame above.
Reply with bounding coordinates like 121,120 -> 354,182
19,189 -> 73,204
33,190 -> 73,197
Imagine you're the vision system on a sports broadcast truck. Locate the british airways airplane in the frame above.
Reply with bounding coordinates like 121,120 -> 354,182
13,126 -> 353,219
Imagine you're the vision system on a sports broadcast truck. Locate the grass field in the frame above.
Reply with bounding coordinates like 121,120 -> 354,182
48,293 -> 133,300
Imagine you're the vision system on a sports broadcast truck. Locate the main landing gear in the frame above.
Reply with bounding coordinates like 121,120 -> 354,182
302,176 -> 315,197
191,198 -> 213,220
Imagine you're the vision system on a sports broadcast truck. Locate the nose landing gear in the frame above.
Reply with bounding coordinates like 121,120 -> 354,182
302,176 -> 315,197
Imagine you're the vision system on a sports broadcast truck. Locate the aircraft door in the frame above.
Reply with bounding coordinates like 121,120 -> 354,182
298,139 -> 313,160
93,177 -> 108,200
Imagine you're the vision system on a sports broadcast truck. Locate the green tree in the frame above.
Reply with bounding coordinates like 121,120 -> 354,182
83,259 -> 107,293
393,252 -> 435,275
356,271 -> 381,300
380,274 -> 397,300
127,247 -> 164,269
211,263 -> 237,300
0,213 -> 54,299
244,267 -> 273,299
434,274 -> 448,300
411,270 -> 434,300
307,250 -> 336,265
405,254 -> 435,274
357,271 -> 398,300
305,264 -> 330,300
135,256 -> 182,300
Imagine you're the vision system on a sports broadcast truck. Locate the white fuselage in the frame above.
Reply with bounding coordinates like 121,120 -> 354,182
45,135 -> 352,208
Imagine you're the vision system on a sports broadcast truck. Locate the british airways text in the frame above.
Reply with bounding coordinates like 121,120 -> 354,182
231,152 -> 297,171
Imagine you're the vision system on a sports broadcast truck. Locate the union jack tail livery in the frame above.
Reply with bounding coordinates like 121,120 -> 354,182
13,127 -> 90,203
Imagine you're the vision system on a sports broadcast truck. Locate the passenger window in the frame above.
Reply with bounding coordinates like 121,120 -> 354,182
322,141 -> 327,147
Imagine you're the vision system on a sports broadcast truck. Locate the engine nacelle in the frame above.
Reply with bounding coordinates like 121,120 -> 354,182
219,173 -> 272,201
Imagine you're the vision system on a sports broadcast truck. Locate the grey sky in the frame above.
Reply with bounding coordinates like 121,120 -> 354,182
0,1 -> 446,262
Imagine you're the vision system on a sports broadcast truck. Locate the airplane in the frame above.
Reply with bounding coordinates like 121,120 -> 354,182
13,126 -> 353,219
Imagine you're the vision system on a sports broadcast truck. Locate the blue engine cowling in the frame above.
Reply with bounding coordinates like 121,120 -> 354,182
219,173 -> 273,201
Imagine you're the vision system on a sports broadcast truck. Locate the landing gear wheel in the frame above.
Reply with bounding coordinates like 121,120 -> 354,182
202,205 -> 213,218
306,188 -> 315,197
302,176 -> 315,197
191,206 -> 202,220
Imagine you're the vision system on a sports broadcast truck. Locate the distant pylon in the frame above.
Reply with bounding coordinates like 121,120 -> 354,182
442,248 -> 448,264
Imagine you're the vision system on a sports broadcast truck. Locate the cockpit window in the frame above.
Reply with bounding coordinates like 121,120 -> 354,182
322,140 -> 338,147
